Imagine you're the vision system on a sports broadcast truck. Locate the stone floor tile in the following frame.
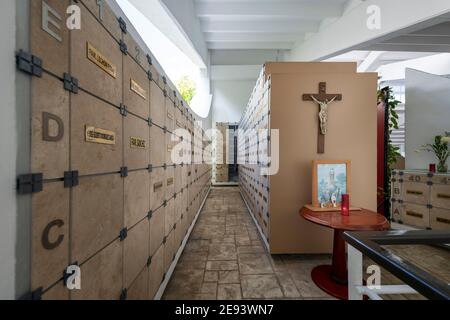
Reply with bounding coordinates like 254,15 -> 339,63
241,275 -> 284,299
217,284 -> 242,300
218,270 -> 240,284
238,253 -> 274,275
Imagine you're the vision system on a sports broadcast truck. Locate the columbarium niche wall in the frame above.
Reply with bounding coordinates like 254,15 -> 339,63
19,0 -> 211,300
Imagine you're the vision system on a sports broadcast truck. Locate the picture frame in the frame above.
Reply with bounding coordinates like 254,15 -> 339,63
312,160 -> 351,209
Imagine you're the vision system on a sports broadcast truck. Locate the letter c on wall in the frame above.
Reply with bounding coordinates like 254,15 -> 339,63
42,219 -> 65,250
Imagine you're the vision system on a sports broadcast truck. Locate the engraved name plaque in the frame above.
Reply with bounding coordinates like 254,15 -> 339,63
85,126 -> 116,145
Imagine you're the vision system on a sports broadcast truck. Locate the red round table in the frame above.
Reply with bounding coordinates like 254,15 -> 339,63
300,207 -> 390,300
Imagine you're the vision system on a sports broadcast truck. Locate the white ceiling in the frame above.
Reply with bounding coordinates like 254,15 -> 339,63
194,0 -> 350,50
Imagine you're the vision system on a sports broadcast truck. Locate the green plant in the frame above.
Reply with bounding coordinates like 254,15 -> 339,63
378,87 -> 402,204
176,76 -> 196,105
417,132 -> 450,173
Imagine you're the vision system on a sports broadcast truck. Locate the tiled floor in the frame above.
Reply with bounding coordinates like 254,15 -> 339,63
163,187 -> 449,300
163,187 -> 334,300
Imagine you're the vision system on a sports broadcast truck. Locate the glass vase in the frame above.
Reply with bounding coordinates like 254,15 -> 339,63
438,161 -> 448,173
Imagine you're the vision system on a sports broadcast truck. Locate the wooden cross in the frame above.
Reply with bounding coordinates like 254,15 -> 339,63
303,82 -> 343,154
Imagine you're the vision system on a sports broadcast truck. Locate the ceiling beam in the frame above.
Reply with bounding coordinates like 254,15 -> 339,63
357,51 -> 385,72
381,35 -> 450,45
207,41 -> 294,50
364,43 -> 450,53
205,32 -> 304,43
201,20 -> 320,33
196,2 -> 344,19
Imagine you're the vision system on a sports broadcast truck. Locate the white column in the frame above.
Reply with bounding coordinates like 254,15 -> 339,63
348,244 -> 364,300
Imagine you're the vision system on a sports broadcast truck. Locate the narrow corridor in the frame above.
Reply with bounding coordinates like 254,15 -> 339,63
163,187 -> 334,300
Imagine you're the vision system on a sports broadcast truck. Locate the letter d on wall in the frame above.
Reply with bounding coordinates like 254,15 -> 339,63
43,112 -> 64,142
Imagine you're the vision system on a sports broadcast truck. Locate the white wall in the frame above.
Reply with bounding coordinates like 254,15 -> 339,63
0,0 -> 17,300
212,80 -> 255,124
160,0 -> 208,65
379,53 -> 450,81
405,69 -> 450,170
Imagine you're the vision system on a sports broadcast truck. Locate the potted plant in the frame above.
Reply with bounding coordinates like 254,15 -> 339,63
417,132 -> 450,173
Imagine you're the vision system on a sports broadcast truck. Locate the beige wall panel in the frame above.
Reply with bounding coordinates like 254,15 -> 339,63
31,74 -> 69,180
124,115 -> 150,170
148,244 -> 164,300
403,181 -> 430,205
165,199 -> 175,237
174,193 -> 182,224
41,282 -> 70,300
124,219 -> 150,288
164,231 -> 175,273
175,166 -> 182,193
123,55 -> 150,119
80,0 -> 122,41
166,99 -> 175,132
269,71 -> 378,254
72,240 -> 123,300
31,182 -> 69,291
71,3 -> 122,105
166,167 -> 175,199
71,91 -> 122,175
174,222 -> 182,252
124,171 -> 150,228
127,267 -> 149,300
123,32 -> 148,71
149,207 -> 165,256
264,62 -> 356,77
431,184 -> 450,209
402,203 -> 430,229
30,0 -> 70,76
150,126 -> 165,167
150,168 -> 165,211
72,174 -> 123,263
150,81 -> 165,127
430,207 -> 450,230
166,132 -> 175,166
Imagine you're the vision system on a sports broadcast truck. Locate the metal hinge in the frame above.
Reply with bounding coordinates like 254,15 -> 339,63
119,228 -> 128,241
146,54 -> 153,66
120,167 -> 128,178
17,173 -> 43,195
64,171 -> 79,188
147,210 -> 153,220
147,256 -> 152,267
120,104 -> 128,117
63,73 -> 79,93
148,164 -> 153,173
16,50 -> 42,77
119,40 -> 128,55
147,70 -> 153,81
120,289 -> 127,300
118,17 -> 127,34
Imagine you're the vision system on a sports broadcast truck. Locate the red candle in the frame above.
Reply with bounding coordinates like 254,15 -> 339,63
429,164 -> 436,173
341,194 -> 350,216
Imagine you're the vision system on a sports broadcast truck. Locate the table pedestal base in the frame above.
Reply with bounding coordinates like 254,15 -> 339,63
311,265 -> 348,300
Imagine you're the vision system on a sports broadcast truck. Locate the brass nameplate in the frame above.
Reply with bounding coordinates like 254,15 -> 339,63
437,193 -> 450,200
167,178 -> 174,186
437,217 -> 450,225
176,120 -> 183,127
153,182 -> 163,191
167,112 -> 174,120
87,42 -> 117,78
406,211 -> 423,219
407,190 -> 423,196
130,79 -> 147,100
130,136 -> 146,149
85,126 -> 116,145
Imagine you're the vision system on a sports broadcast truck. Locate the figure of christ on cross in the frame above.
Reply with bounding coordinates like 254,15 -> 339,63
302,82 -> 343,154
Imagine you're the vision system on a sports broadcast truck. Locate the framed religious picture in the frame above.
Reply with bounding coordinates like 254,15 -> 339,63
312,160 -> 351,209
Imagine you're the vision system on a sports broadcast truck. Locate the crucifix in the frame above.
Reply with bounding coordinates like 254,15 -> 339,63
303,82 -> 343,154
